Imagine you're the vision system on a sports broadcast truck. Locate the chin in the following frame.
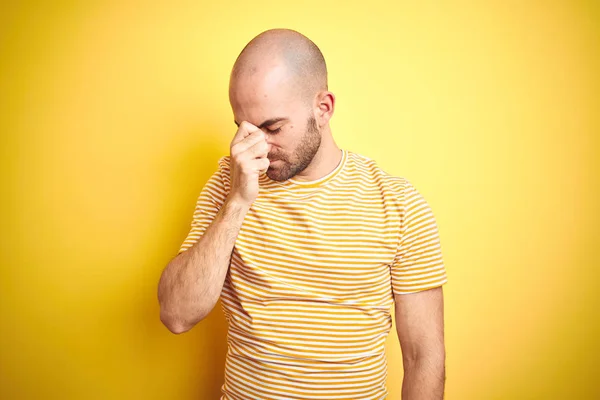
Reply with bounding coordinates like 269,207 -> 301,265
267,165 -> 294,182
266,171 -> 288,182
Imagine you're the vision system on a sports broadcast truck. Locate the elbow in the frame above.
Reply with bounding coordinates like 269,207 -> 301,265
162,320 -> 188,335
157,282 -> 214,334
402,347 -> 446,370
159,306 -> 207,334
160,309 -> 195,335
157,282 -> 195,334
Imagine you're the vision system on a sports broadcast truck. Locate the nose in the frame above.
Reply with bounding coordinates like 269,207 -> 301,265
264,136 -> 273,152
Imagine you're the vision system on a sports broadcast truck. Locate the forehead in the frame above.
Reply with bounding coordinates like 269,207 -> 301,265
229,63 -> 302,118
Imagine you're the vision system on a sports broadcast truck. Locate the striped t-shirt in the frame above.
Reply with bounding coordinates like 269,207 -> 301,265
178,148 -> 448,400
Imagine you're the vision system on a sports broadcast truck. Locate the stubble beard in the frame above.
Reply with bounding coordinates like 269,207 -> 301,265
267,115 -> 321,182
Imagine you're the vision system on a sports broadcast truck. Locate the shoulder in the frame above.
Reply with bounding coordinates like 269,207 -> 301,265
346,150 -> 412,195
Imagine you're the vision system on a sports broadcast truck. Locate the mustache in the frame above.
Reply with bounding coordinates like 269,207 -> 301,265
268,154 -> 286,162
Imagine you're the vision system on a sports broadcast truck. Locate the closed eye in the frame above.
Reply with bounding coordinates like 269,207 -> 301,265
265,127 -> 281,134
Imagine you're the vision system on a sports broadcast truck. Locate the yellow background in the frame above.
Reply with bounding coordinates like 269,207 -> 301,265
1,1 -> 598,399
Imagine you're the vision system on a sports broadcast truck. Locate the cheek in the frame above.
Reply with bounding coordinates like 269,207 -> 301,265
272,124 -> 297,153
275,125 -> 294,149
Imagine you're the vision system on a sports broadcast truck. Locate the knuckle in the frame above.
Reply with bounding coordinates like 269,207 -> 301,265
241,121 -> 255,131
231,148 -> 242,159
232,156 -> 243,167
251,128 -> 263,138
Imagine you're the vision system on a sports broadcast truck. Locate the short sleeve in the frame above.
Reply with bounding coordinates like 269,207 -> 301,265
390,179 -> 448,295
177,157 -> 229,255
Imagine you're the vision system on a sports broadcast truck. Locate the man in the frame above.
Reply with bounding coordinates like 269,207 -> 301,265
158,28 -> 448,400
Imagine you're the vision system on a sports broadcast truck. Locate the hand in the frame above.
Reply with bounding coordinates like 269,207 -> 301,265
227,121 -> 271,206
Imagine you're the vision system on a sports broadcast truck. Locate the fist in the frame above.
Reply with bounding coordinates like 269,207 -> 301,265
227,121 -> 271,206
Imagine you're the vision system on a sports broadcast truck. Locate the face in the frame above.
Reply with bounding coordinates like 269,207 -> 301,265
265,114 -> 321,181
230,63 -> 322,182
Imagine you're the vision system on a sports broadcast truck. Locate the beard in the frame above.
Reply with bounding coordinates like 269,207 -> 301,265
266,115 -> 321,182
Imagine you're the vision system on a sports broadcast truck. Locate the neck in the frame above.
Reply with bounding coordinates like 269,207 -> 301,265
292,125 -> 341,182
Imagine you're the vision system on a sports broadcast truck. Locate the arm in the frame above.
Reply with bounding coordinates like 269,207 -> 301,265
390,177 -> 448,398
158,197 -> 250,334
158,121 -> 270,334
394,286 -> 446,400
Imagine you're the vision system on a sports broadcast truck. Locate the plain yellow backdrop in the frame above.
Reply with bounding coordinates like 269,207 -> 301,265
1,1 -> 598,399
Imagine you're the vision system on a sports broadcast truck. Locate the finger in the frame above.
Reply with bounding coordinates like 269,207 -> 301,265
231,121 -> 261,147
245,138 -> 269,160
254,157 -> 271,174
232,130 -> 266,155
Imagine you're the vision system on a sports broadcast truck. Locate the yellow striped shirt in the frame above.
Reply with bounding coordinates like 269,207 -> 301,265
178,149 -> 448,399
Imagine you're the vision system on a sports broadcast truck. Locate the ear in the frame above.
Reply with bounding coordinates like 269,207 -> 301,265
314,91 -> 335,127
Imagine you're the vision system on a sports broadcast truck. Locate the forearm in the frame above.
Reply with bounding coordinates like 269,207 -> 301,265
401,355 -> 445,400
158,197 -> 249,333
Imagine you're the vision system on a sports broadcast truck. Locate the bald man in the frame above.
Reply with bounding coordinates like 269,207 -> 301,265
158,29 -> 448,400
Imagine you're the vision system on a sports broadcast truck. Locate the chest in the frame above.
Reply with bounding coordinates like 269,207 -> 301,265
231,197 -> 399,299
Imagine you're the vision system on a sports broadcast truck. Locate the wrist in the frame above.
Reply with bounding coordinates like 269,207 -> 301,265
224,196 -> 252,213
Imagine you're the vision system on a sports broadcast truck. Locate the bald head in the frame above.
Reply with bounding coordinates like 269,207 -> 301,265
229,29 -> 328,107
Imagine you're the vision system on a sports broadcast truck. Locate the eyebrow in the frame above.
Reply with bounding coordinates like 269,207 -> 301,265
234,117 -> 289,129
